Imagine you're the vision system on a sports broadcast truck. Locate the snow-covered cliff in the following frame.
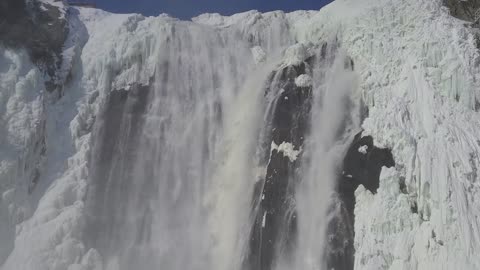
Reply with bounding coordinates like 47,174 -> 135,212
1,0 -> 480,269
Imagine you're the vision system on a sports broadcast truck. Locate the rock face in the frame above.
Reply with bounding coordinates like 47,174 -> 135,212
443,0 -> 480,21
247,46 -> 395,270
342,134 -> 395,195
0,0 -> 68,91
328,133 -> 395,270
248,57 -> 314,270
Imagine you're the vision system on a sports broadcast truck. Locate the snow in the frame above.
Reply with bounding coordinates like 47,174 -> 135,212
38,0 -> 67,20
193,11 -> 261,28
2,0 -> 480,269
271,141 -> 302,162
39,0 -> 65,9
295,74 -> 312,87
282,43 -> 309,67
358,145 -> 368,154
0,7 -> 97,270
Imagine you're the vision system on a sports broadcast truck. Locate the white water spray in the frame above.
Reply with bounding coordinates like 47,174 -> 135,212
86,19 -> 285,270
293,50 -> 361,270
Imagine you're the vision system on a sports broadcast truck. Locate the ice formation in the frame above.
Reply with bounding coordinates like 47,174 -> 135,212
295,74 -> 313,88
358,145 -> 368,154
0,0 -> 480,269
270,142 -> 302,162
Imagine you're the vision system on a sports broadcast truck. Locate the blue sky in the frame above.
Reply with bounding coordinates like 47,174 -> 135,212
92,0 -> 333,20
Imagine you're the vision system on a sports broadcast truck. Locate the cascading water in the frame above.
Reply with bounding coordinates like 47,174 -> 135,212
247,43 -> 363,270
85,21 -> 276,270
293,50 -> 362,270
85,18 -> 362,270
4,2 -> 480,269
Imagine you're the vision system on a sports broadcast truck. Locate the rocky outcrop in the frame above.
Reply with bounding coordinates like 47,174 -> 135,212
247,44 -> 395,270
443,0 -> 480,22
0,0 -> 69,91
327,133 -> 395,270
248,57 -> 314,270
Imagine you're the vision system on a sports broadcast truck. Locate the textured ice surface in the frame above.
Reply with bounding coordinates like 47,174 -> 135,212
1,0 -> 480,269
0,47 -> 45,265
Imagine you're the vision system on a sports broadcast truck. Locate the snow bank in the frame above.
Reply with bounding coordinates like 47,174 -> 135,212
282,43 -> 309,67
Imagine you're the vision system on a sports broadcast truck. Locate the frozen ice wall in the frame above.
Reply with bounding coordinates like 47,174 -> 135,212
299,0 -> 480,269
0,47 -> 46,265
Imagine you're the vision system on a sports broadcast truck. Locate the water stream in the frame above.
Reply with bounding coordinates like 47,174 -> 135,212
85,20 -> 361,270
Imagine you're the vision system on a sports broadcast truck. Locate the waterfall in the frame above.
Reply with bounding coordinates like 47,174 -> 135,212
85,19 -> 361,270
4,1 -> 480,269
293,50 -> 361,270
85,21 -> 276,270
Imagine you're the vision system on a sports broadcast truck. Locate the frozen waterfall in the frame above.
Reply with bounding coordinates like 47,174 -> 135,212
5,0 -> 480,269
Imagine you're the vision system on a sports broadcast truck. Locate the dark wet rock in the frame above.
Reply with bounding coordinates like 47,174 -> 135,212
249,152 -> 299,270
399,176 -> 408,194
248,58 -> 313,270
247,43 -> 394,270
0,0 -> 69,92
342,134 -> 395,194
247,45 -> 392,270
443,0 -> 480,22
325,133 -> 395,270
411,201 -> 418,214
